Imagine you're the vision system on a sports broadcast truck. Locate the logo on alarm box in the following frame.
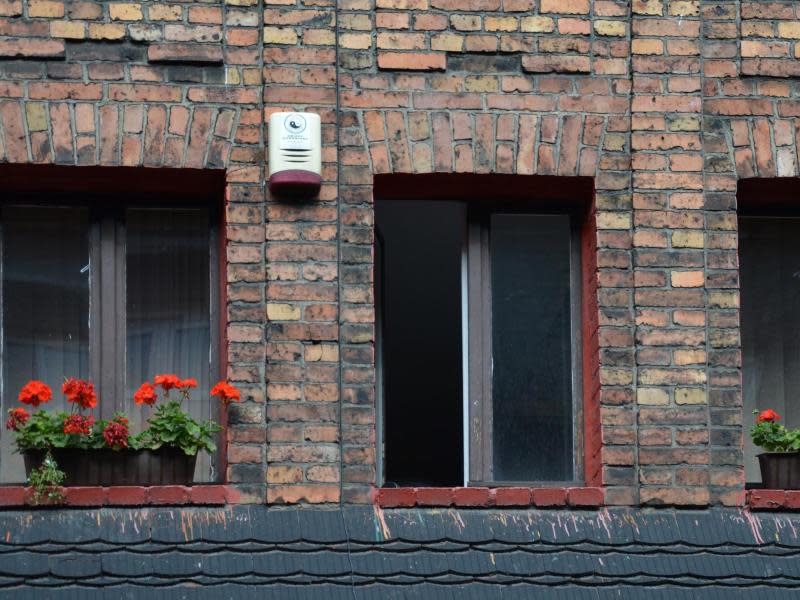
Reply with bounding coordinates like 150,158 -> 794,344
284,114 -> 307,135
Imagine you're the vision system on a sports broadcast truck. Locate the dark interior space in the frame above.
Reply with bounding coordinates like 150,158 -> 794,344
376,200 -> 464,487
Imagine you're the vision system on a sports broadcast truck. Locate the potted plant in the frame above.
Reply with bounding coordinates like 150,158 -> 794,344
751,408 -> 800,489
6,375 -> 241,488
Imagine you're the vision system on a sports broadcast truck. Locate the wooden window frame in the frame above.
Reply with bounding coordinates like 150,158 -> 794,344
466,207 -> 584,487
0,194 -> 222,480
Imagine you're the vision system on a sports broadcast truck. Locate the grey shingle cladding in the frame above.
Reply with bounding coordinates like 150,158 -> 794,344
0,506 -> 798,598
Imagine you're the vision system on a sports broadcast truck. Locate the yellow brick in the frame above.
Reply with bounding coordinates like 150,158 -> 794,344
672,231 -> 703,248
633,0 -> 663,15
50,20 -> 85,39
339,33 -> 371,50
675,388 -> 706,405
674,349 -> 706,366
521,16 -> 554,33
226,0 -> 258,4
601,368 -> 633,386
671,270 -> 705,288
109,3 -> 142,20
304,29 -> 335,45
485,16 -> 517,32
597,212 -> 631,230
263,26 -> 297,45
778,22 -> 800,39
267,304 -> 301,321
431,33 -> 463,52
148,4 -> 182,21
89,23 -> 125,39
668,1 -> 699,16
464,75 -> 498,93
305,344 -> 339,362
604,134 -> 626,151
595,20 -> 627,37
637,388 -> 669,405
243,68 -> 261,85
25,103 -> 47,133
225,67 -> 241,85
540,0 -> 589,14
632,39 -> 662,55
450,15 -> 481,31
669,115 -> 701,131
28,0 -> 64,18
709,291 -> 738,309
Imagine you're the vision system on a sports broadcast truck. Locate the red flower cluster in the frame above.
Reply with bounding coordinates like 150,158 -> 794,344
63,414 -> 94,435
154,374 -> 181,392
177,378 -> 197,390
62,378 -> 97,410
5,407 -> 29,431
103,416 -> 129,449
211,381 -> 241,404
134,382 -> 158,406
757,409 -> 781,423
18,380 -> 52,407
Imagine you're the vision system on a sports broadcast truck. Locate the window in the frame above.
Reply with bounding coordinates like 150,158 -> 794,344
376,199 -> 583,487
740,214 -> 800,484
0,198 -> 220,483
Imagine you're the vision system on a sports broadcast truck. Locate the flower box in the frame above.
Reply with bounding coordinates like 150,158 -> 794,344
758,452 -> 800,490
23,447 -> 197,487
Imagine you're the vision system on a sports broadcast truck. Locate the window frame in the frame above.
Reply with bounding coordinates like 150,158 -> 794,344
0,193 -> 222,481
466,206 -> 585,487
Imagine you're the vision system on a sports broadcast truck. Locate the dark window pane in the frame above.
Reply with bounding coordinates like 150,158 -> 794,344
376,200 -> 464,486
126,208 -> 213,480
740,217 -> 800,483
491,214 -> 573,482
1,206 -> 90,482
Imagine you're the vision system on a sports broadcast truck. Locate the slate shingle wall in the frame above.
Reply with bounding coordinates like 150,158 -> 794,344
1,0 -> 800,507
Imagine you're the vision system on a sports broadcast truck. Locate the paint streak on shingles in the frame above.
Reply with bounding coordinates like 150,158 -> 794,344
596,508 -> 612,540
622,513 -> 640,535
372,504 -> 391,541
742,509 -> 764,545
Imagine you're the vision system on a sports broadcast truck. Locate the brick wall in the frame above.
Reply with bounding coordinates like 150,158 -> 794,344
1,0 -> 800,507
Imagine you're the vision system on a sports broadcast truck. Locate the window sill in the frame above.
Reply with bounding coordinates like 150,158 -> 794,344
373,486 -> 603,509
747,489 -> 800,511
0,485 -> 239,508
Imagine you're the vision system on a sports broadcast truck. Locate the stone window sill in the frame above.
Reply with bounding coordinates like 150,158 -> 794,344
747,489 -> 800,511
0,485 -> 239,507
373,486 -> 604,508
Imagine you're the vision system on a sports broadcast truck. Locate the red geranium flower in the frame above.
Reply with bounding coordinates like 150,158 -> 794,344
63,414 -> 94,435
757,409 -> 781,423
211,381 -> 241,405
103,417 -> 129,449
154,374 -> 180,393
134,382 -> 158,406
177,378 -> 197,390
5,407 -> 29,431
62,378 -> 97,410
18,380 -> 52,407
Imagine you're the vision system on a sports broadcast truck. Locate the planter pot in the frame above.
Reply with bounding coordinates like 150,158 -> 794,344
23,447 -> 197,486
758,452 -> 800,490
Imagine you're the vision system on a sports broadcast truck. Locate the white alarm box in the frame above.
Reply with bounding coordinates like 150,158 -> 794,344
268,112 -> 322,198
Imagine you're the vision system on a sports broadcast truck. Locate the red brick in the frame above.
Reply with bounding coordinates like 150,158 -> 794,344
106,486 -> 149,506
453,487 -> 491,507
0,487 -> 26,506
415,487 -> 454,507
567,487 -> 604,507
65,487 -> 106,507
149,486 -> 191,505
749,490 -> 787,510
531,488 -> 568,507
190,485 -> 227,505
784,491 -> 800,510
377,52 -> 446,71
492,487 -> 532,507
375,487 -> 416,507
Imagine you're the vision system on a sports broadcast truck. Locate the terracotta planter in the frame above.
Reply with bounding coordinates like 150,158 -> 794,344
758,452 -> 800,490
23,447 -> 197,486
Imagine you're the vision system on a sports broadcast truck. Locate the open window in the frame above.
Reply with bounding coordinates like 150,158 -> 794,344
0,168 -> 223,483
376,180 -> 588,488
739,180 -> 800,485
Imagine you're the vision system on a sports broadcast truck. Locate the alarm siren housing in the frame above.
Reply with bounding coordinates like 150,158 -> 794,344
268,112 -> 322,198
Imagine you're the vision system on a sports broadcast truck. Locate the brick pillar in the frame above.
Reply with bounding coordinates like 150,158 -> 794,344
263,1 -> 340,504
702,0 -> 744,506
631,0 -> 709,505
